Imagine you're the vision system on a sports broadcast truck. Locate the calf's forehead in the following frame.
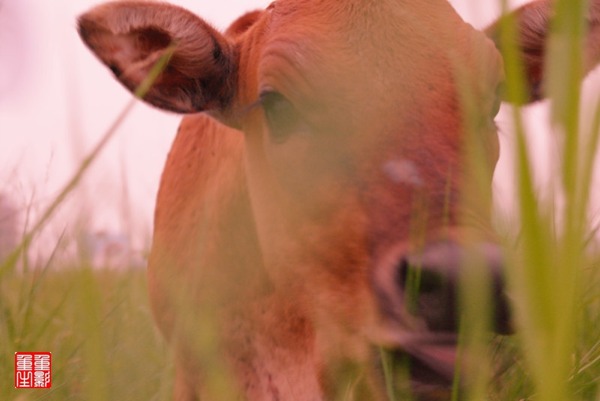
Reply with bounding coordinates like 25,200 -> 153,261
253,0 -> 502,133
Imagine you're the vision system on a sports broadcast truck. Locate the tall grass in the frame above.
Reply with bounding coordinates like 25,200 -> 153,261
0,268 -> 173,401
0,50 -> 174,400
477,0 -> 600,400
386,1 -> 600,400
1,2 -> 600,401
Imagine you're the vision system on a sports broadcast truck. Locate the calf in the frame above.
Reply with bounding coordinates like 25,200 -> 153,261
78,1 -> 600,400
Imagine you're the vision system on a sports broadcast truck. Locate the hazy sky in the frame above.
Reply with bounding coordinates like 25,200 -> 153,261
4,0 -> 599,257
0,0 -> 273,252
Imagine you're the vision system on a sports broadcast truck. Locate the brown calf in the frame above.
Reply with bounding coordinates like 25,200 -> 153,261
78,1 -> 600,400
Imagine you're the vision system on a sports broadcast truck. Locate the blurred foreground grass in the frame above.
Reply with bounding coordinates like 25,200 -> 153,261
0,47 -> 175,401
0,267 -> 172,401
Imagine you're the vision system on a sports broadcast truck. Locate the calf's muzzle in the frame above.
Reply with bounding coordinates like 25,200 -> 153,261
376,240 -> 512,337
398,241 -> 511,335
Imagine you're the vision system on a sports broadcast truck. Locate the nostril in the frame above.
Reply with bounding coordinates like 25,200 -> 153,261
396,257 -> 452,297
418,267 -> 449,295
478,244 -> 513,334
395,257 -> 409,290
395,254 -> 458,332
375,240 -> 513,335
395,257 -> 419,314
490,267 -> 512,334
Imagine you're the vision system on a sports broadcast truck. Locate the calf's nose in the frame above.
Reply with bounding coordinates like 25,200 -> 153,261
394,241 -> 511,334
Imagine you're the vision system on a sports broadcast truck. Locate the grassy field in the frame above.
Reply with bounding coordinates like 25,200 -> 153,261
2,0 -> 600,400
0,267 -> 173,401
0,258 -> 596,401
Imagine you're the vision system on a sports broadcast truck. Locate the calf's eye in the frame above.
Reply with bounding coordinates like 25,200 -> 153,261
260,91 -> 306,143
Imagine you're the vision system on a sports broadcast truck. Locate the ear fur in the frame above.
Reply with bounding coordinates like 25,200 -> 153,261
485,0 -> 551,103
486,0 -> 600,103
225,10 -> 264,38
78,1 -> 237,113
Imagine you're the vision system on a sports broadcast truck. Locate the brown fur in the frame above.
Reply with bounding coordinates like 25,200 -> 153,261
78,1 -> 600,400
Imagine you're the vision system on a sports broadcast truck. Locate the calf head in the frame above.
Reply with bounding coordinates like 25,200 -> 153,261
78,1 -> 600,400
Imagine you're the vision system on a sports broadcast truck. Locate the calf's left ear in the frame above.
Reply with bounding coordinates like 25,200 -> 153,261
485,0 -> 600,103
78,1 -> 237,114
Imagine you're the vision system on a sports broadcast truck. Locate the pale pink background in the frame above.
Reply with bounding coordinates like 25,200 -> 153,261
1,0 -> 599,260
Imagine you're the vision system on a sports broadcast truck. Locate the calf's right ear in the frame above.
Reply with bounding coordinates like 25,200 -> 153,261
485,0 -> 600,103
78,1 -> 237,114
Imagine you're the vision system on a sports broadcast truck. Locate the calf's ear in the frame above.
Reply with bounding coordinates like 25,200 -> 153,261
485,0 -> 600,103
78,1 -> 237,114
